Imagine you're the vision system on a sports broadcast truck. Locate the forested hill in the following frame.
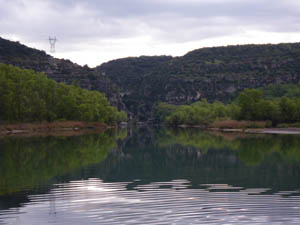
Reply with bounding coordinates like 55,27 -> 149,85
0,37 -> 122,109
97,43 -> 300,120
1,36 -> 300,121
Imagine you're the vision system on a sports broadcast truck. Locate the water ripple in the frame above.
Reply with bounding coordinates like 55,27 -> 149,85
1,179 -> 300,224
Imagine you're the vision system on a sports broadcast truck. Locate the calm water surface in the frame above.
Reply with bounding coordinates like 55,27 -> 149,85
1,127 -> 300,224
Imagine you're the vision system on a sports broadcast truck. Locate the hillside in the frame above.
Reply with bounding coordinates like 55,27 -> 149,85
97,43 -> 300,121
0,37 -> 122,108
1,37 -> 300,121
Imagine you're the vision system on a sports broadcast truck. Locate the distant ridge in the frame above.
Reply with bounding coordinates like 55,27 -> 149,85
1,37 -> 300,121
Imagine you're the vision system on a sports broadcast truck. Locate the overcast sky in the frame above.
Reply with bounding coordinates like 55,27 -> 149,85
1,0 -> 300,67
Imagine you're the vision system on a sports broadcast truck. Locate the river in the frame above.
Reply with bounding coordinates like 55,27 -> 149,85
1,127 -> 300,224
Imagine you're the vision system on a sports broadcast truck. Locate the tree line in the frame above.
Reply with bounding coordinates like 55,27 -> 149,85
155,85 -> 300,127
0,63 -> 127,124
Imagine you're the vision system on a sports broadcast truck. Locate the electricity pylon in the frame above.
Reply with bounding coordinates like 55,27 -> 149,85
49,36 -> 57,53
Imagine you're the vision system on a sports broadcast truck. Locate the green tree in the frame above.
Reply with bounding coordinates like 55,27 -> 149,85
238,89 -> 263,120
0,63 -> 126,124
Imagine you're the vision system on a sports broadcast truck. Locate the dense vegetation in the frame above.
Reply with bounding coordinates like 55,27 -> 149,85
237,88 -> 300,125
156,84 -> 300,127
0,63 -> 127,124
156,100 -> 240,126
259,84 -> 300,99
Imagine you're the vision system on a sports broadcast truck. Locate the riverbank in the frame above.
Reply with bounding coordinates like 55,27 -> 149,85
177,120 -> 300,135
208,127 -> 300,134
0,121 -> 110,137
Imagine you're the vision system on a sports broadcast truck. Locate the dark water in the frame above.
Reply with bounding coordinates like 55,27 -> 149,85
1,127 -> 300,224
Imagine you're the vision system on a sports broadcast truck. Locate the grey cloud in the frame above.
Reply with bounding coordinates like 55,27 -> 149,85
2,0 -> 299,39
1,0 -> 300,64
